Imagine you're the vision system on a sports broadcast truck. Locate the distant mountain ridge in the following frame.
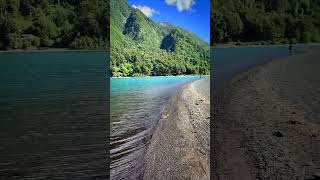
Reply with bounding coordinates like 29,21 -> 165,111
110,0 -> 210,77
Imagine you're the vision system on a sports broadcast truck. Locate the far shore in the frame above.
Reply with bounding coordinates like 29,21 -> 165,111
0,48 -> 107,53
111,74 -> 210,78
211,42 -> 320,49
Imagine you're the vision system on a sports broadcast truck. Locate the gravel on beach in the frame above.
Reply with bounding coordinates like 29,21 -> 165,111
143,78 -> 210,180
212,49 -> 320,180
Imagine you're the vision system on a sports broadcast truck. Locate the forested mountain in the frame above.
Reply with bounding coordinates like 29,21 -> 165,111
0,0 -> 109,50
211,0 -> 320,44
110,0 -> 210,77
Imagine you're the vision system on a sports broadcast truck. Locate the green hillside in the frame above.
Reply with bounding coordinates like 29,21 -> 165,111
0,0 -> 108,50
110,0 -> 210,77
211,0 -> 320,45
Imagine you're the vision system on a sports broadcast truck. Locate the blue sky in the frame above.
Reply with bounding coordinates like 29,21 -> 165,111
127,0 -> 210,43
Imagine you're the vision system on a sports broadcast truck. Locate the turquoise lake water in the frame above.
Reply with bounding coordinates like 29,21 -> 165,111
110,44 -> 320,179
110,76 -> 202,179
0,51 -> 107,179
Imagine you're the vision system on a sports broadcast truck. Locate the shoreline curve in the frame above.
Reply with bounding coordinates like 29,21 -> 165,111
212,48 -> 320,179
143,78 -> 210,180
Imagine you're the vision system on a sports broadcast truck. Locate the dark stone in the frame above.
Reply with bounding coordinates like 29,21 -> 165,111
287,120 -> 302,125
273,131 -> 284,137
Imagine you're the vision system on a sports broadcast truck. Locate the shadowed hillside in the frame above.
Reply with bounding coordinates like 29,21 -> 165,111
211,0 -> 320,45
0,0 -> 109,50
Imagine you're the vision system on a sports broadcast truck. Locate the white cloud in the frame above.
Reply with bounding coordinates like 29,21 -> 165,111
132,5 -> 158,17
165,0 -> 195,12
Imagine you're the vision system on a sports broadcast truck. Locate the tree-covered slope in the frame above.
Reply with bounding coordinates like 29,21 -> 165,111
0,0 -> 109,50
211,0 -> 320,44
110,0 -> 210,77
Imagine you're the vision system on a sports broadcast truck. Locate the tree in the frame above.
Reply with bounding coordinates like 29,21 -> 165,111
211,0 -> 320,44
0,0 -> 108,50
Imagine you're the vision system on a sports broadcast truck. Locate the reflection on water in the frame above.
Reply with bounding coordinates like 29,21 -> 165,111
0,52 -> 107,179
110,76 -> 200,179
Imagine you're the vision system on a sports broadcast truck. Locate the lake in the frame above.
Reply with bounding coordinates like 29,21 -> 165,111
1,45 -> 316,179
110,76 -> 202,179
0,51 -> 107,179
211,44 -> 320,90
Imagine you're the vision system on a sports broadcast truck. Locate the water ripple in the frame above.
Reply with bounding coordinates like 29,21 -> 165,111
110,76 -> 200,179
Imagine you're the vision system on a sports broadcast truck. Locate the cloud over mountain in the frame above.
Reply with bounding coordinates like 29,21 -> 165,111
165,0 -> 195,12
132,4 -> 158,17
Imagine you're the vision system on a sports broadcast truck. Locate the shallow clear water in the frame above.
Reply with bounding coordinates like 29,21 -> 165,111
110,76 -> 202,179
0,51 -> 107,179
211,44 -> 320,89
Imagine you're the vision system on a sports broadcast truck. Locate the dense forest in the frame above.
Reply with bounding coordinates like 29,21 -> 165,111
110,0 -> 210,77
0,0 -> 109,50
211,0 -> 320,44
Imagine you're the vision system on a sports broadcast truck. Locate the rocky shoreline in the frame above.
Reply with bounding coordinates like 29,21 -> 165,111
212,49 -> 320,179
143,78 -> 210,180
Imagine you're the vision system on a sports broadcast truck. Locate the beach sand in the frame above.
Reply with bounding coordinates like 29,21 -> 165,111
212,49 -> 320,179
143,78 -> 210,180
